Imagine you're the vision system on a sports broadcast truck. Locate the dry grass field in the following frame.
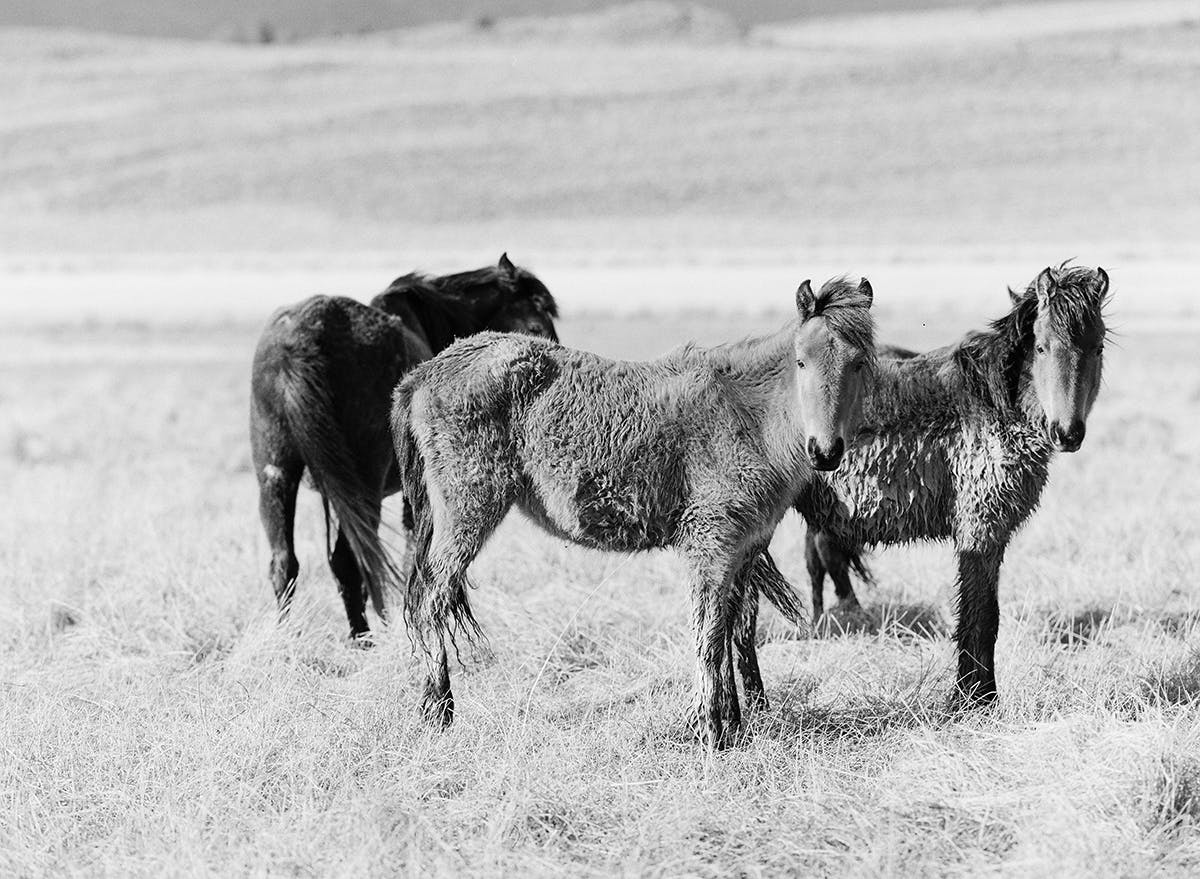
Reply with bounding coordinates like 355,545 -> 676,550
1,295 -> 1199,876
2,1 -> 1200,875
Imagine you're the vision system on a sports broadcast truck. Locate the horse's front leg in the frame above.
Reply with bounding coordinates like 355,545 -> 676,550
952,546 -> 1005,707
688,561 -> 738,750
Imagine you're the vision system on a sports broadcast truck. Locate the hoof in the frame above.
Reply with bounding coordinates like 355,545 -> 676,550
691,713 -> 737,751
420,685 -> 454,729
705,724 -> 736,751
745,691 -> 770,713
348,630 -> 375,649
950,681 -> 998,713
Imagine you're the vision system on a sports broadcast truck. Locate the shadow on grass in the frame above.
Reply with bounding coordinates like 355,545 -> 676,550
626,671 -> 973,752
814,601 -> 948,642
756,665 -> 963,744
1041,605 -> 1113,648
1157,610 -> 1200,638
1140,648 -> 1200,707
536,628 -> 609,685
1140,752 -> 1200,834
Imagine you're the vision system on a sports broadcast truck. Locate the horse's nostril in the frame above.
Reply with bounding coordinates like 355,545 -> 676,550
1051,420 -> 1086,449
807,436 -> 845,471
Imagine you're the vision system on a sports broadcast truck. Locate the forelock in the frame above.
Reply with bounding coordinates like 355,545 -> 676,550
515,268 -> 559,318
807,276 -> 876,352
1023,263 -> 1108,342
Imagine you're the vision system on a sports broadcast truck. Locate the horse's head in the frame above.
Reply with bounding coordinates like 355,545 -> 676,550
486,253 -> 560,342
1026,264 -> 1109,452
793,276 -> 877,471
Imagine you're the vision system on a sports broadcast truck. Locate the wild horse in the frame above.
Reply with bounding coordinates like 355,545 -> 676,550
250,254 -> 559,639
394,277 -> 877,748
785,264 -> 1110,704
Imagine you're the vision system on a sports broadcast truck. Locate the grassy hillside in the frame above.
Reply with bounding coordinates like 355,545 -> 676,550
0,0 -> 1071,41
2,9 -> 1197,259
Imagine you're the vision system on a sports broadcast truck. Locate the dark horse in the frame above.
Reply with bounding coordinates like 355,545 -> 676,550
249,254 -> 559,639
394,277 -> 877,748
777,264 -> 1110,705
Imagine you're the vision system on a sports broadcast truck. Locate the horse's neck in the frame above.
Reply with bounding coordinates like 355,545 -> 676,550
714,326 -> 808,467
402,292 -> 490,353
727,325 -> 796,382
1014,356 -> 1050,430
866,347 -> 1048,452
862,359 -> 947,428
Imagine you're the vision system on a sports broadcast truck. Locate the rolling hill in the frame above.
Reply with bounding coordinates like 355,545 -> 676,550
0,0 -> 1099,41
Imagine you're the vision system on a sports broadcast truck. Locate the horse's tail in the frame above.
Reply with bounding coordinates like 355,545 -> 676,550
807,528 -> 876,586
392,377 -> 483,647
277,358 -> 398,618
393,382 -> 432,636
845,546 -> 876,585
751,551 -> 809,630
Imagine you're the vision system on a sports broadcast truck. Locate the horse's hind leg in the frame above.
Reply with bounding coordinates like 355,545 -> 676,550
251,393 -> 304,619
953,547 -> 1005,707
733,556 -> 768,712
328,506 -> 379,641
256,459 -> 302,618
820,534 -> 862,611
720,624 -> 741,735
412,493 -> 510,728
805,530 -> 827,618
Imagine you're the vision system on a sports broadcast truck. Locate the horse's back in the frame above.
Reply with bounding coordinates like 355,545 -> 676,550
252,295 -> 428,469
403,332 -> 796,553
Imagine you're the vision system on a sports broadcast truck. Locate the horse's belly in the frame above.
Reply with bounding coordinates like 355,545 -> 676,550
521,466 -> 679,553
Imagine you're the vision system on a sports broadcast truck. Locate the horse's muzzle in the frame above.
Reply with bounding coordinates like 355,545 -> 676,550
808,436 -> 846,471
1050,420 -> 1086,453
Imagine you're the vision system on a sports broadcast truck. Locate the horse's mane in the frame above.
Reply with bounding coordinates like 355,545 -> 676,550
374,262 -> 558,353
953,262 -> 1108,414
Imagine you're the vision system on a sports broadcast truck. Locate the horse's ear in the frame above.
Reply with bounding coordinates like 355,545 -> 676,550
857,277 -> 873,307
1007,285 -> 1022,306
1095,266 -> 1110,299
795,280 -> 815,320
1034,267 -> 1055,308
498,252 -> 516,276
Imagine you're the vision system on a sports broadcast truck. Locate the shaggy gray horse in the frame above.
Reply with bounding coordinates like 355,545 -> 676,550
783,264 -> 1110,704
250,254 -> 559,639
394,277 -> 877,748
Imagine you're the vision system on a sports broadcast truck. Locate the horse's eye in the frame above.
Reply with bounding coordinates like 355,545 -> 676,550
1095,344 -> 1105,356
1035,344 -> 1047,355
854,360 -> 866,372
796,360 -> 806,369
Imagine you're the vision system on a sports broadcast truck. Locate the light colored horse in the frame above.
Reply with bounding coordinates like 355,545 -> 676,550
394,277 -> 877,748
